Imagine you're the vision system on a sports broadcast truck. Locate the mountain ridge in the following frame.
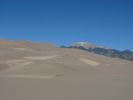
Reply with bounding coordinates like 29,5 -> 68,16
61,42 -> 133,61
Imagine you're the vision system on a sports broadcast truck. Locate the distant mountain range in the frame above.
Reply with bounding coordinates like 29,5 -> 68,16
61,42 -> 133,61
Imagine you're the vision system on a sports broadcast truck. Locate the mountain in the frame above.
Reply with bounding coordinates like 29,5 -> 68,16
61,42 -> 133,61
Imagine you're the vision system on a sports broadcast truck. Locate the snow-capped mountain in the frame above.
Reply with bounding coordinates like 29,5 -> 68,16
61,42 -> 133,61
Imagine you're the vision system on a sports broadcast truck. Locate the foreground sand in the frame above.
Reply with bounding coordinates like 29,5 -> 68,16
0,40 -> 133,100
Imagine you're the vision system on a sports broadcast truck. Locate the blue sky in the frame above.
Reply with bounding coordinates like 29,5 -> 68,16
0,0 -> 133,50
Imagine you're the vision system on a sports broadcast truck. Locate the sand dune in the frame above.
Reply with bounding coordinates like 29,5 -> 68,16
0,41 -> 133,100
0,74 -> 55,79
79,58 -> 100,66
2,60 -> 33,73
24,55 -> 59,60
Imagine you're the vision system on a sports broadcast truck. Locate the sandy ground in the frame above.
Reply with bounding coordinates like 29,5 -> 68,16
24,55 -> 59,60
0,70 -> 133,100
0,41 -> 133,100
79,58 -> 100,66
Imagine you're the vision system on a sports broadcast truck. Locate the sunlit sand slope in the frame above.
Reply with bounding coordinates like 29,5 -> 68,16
0,40 -> 133,100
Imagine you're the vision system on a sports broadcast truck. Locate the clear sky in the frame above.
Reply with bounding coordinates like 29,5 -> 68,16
0,0 -> 133,50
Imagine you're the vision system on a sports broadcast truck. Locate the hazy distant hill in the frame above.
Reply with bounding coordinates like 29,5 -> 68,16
61,42 -> 133,61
